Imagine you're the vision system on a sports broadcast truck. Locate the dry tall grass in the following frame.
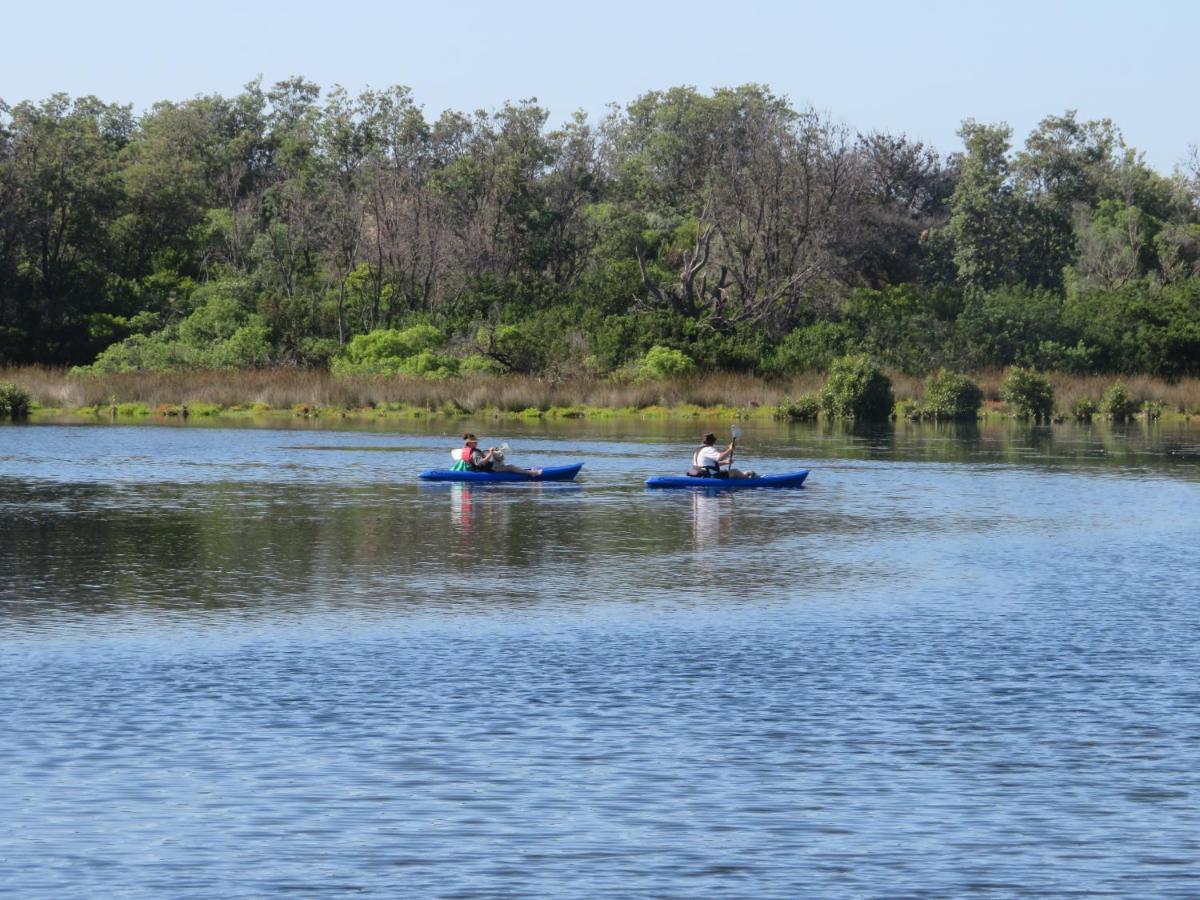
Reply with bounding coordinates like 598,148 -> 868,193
5,366 -> 823,413
7,366 -> 1200,415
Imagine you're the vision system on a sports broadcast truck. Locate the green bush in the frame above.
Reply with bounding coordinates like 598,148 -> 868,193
459,354 -> 504,376
0,382 -> 32,421
820,354 -> 895,421
638,345 -> 695,380
763,322 -> 857,375
1142,399 -> 1165,420
337,326 -> 446,366
920,369 -> 982,421
82,332 -> 191,373
1000,367 -> 1054,421
81,290 -> 273,373
295,337 -> 341,368
332,325 -> 450,376
1100,381 -> 1139,422
956,288 -> 1074,370
1072,397 -> 1098,422
774,394 -> 821,422
397,350 -> 459,379
475,324 -> 546,374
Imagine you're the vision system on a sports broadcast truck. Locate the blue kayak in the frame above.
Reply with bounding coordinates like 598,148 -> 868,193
419,463 -> 583,483
645,469 -> 809,490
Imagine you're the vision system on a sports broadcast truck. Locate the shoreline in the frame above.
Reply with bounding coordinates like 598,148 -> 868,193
5,367 -> 1199,427
22,399 -> 1197,429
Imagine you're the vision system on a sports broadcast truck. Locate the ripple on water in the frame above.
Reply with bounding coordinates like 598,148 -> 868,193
1,423 -> 1199,896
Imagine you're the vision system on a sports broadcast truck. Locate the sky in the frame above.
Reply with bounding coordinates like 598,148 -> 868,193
2,0 -> 1195,171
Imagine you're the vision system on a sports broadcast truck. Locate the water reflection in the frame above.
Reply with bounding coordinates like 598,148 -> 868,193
690,490 -> 734,552
448,483 -> 474,539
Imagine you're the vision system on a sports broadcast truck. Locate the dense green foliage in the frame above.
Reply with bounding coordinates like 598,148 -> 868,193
2,84 -> 1198,377
637,345 -> 695,380
1072,397 -> 1099,422
0,382 -> 31,420
820,354 -> 895,421
1001,368 -> 1055,421
1099,382 -> 1140,422
774,394 -> 821,422
920,370 -> 983,421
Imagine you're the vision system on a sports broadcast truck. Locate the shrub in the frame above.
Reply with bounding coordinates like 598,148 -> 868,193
295,337 -> 341,368
921,369 -> 982,421
820,354 -> 894,421
475,324 -> 546,374
1072,398 -> 1098,422
397,350 -> 459,379
331,326 -> 454,377
1000,367 -> 1054,421
1100,381 -> 1139,422
774,393 -> 821,422
336,326 -> 446,371
81,290 -> 273,373
956,287 -> 1073,370
459,354 -> 504,376
84,331 -> 194,373
763,322 -> 857,375
0,382 -> 32,421
638,345 -> 695,380
1142,399 -> 1165,420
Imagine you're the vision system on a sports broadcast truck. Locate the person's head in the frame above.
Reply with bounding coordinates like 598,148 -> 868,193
702,432 -> 717,445
463,433 -> 479,446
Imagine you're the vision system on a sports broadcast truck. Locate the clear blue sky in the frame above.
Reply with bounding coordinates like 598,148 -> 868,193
2,0 -> 1194,171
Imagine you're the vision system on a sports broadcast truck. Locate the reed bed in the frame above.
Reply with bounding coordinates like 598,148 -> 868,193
5,367 -> 825,414
6,366 -> 1200,418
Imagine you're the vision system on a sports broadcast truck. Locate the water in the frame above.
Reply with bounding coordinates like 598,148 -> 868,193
2,419 -> 1199,897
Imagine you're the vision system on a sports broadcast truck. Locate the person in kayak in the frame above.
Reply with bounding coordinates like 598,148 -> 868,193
690,432 -> 754,479
451,434 -> 542,476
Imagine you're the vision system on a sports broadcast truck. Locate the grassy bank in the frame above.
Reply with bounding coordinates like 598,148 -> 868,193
5,366 -> 1200,424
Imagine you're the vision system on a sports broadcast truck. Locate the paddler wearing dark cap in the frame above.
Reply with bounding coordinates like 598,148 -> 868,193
689,432 -> 753,479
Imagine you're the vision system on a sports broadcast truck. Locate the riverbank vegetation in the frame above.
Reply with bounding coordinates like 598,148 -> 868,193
8,365 -> 1199,425
1,82 -> 1199,385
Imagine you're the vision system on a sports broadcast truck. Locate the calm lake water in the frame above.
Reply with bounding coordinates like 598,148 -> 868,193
2,418 -> 1199,897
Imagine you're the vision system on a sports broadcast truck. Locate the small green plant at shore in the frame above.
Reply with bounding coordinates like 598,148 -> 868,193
0,382 -> 32,421
1000,367 -> 1054,422
774,393 -> 821,422
1100,382 -> 1140,422
919,369 -> 982,421
820,354 -> 894,421
1142,399 -> 1165,420
1072,398 -> 1098,422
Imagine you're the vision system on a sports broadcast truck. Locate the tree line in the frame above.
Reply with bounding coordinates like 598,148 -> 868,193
1,80 -> 1198,377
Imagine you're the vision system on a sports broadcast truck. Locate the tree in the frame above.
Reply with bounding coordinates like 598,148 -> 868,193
617,85 -> 861,332
851,131 -> 954,285
943,121 -> 1022,290
0,94 -> 133,363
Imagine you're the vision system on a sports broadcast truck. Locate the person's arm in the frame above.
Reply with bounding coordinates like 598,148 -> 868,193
718,441 -> 735,462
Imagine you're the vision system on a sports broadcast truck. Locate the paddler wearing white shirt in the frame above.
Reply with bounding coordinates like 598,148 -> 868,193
691,432 -> 752,479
